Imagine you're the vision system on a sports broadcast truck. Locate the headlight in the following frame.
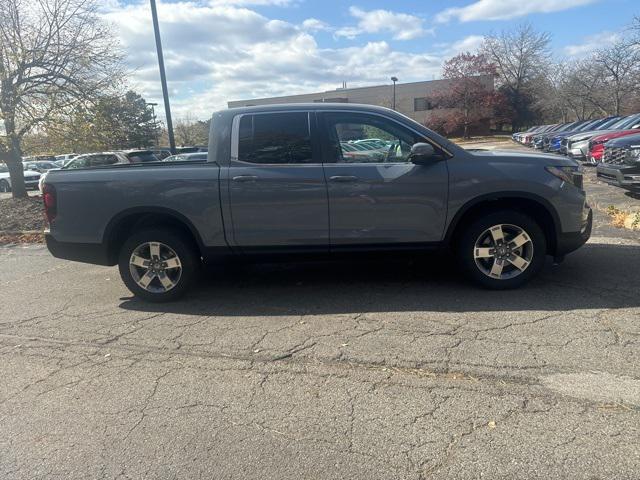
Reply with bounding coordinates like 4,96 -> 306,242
546,165 -> 583,188
628,147 -> 640,162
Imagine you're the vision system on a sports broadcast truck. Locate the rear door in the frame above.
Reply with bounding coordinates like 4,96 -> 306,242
319,111 -> 449,246
225,111 -> 329,251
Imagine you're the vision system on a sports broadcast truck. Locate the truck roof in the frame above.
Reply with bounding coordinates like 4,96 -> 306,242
223,102 -> 397,116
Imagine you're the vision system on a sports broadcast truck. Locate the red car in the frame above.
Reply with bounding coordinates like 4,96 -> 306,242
588,114 -> 640,163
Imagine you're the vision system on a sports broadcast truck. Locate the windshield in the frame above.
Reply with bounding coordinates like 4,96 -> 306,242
612,114 -> 640,130
596,117 -> 621,130
575,119 -> 602,132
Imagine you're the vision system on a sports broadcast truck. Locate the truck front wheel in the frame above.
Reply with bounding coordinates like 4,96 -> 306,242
457,211 -> 547,290
118,229 -> 199,302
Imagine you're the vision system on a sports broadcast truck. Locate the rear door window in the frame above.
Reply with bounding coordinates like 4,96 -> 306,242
238,112 -> 313,164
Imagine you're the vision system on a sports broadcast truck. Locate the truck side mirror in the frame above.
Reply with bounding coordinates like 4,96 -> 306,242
409,142 -> 437,165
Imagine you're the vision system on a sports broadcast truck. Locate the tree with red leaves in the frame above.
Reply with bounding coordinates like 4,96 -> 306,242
427,53 -> 499,138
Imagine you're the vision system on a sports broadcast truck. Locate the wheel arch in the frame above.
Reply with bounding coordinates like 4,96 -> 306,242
445,192 -> 561,255
103,207 -> 204,265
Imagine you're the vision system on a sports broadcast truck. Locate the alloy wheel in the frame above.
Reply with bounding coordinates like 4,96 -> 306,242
473,224 -> 534,280
129,241 -> 182,293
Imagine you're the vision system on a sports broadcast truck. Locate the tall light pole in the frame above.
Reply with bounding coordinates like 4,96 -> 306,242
149,0 -> 176,154
145,102 -> 159,146
391,76 -> 398,110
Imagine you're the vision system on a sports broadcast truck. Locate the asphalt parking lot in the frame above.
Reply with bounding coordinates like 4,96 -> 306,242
1,151 -> 639,479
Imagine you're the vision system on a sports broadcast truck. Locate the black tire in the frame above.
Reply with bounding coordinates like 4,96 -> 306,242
118,228 -> 200,302
457,210 -> 547,290
0,180 -> 11,193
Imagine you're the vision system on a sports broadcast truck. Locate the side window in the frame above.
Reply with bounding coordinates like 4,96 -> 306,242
238,112 -> 313,164
323,112 -> 426,164
67,157 -> 88,169
89,155 -> 118,167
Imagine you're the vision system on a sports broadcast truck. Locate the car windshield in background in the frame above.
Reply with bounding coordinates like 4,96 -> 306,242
126,152 -> 159,163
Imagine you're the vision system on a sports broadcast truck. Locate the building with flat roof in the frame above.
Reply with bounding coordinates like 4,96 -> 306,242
228,76 -> 495,129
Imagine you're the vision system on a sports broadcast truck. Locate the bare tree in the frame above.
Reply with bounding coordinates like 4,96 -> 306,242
482,23 -> 551,131
426,53 -> 498,138
592,39 -> 640,115
175,114 -> 209,147
0,0 -> 122,197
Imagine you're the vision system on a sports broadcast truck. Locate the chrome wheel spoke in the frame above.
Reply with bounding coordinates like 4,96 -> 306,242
508,254 -> 529,271
509,232 -> 530,248
157,272 -> 175,290
164,256 -> 181,269
489,259 -> 504,278
489,225 -> 504,244
149,242 -> 161,259
130,254 -> 150,268
474,247 -> 494,259
138,270 -> 156,288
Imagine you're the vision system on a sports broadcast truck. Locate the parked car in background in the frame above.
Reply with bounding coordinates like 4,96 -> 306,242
516,125 -> 552,146
149,148 -> 172,160
565,114 -> 640,163
541,120 -> 594,152
23,160 -> 59,173
0,164 -> 41,192
63,150 -> 159,169
587,114 -> 640,164
55,154 -> 77,163
532,123 -> 577,150
553,116 -> 621,156
596,133 -> 640,192
43,103 -> 591,301
176,146 -> 208,154
163,152 -> 208,162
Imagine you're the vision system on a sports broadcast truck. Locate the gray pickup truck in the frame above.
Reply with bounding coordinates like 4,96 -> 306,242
42,104 -> 592,301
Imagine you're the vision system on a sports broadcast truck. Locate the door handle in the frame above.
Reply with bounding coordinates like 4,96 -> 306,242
232,175 -> 259,183
329,175 -> 358,183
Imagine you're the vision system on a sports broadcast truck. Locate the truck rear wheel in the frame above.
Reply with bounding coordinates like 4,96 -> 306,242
118,228 -> 199,302
457,211 -> 547,290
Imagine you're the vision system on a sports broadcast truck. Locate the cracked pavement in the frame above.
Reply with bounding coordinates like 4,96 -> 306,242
1,210 -> 640,479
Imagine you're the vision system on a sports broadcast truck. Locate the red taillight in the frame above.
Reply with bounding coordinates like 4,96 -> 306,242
42,184 -> 57,223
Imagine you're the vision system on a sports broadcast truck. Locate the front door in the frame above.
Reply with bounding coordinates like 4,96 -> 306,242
226,111 -> 329,251
319,111 -> 449,246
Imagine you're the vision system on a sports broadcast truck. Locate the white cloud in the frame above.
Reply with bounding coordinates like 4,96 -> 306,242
448,35 -> 485,54
301,18 -> 331,32
563,31 -> 620,57
208,0 -> 294,5
103,1 -> 446,120
336,6 -> 429,41
436,0 -> 598,23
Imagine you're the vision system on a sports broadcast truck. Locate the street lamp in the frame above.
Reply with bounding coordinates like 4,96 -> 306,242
391,76 -> 398,110
149,0 -> 176,155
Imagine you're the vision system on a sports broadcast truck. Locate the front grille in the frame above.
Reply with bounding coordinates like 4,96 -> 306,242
603,147 -> 627,165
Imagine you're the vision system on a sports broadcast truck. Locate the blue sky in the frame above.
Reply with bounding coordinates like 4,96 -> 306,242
105,0 -> 639,119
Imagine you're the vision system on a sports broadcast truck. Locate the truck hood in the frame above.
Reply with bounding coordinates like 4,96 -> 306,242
467,149 -> 578,167
605,132 -> 640,148
591,129 -> 640,144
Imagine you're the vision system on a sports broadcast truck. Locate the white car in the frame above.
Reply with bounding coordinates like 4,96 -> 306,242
0,164 -> 42,193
